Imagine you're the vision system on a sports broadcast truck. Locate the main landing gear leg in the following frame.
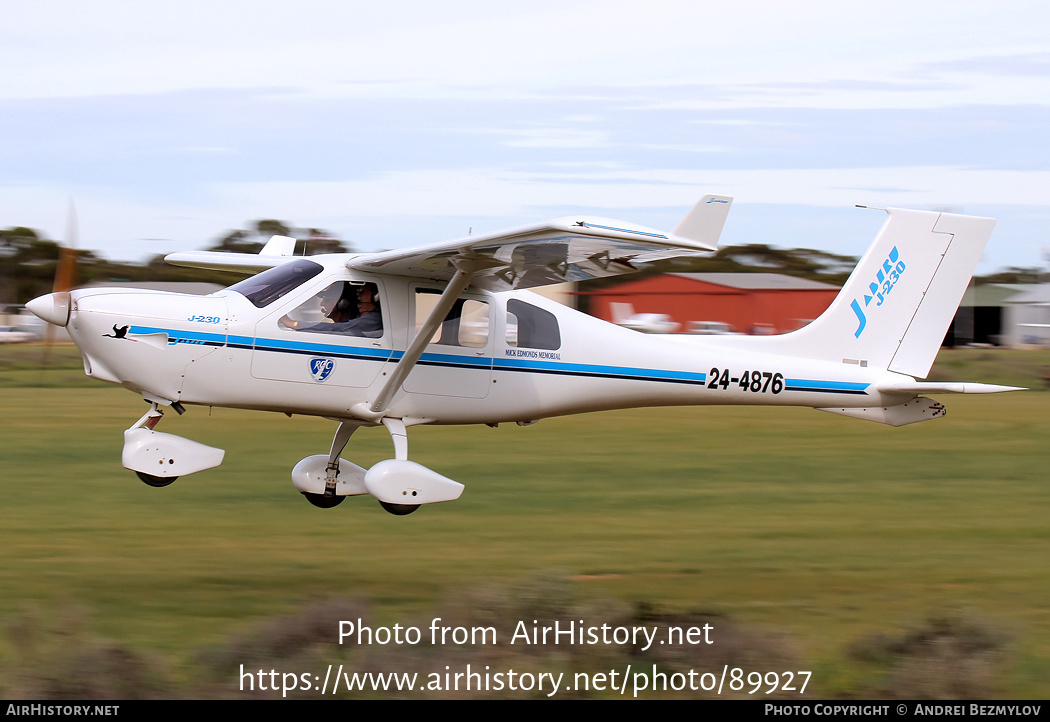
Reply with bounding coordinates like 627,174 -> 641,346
376,418 -> 418,516
360,418 -> 463,514
301,421 -> 361,509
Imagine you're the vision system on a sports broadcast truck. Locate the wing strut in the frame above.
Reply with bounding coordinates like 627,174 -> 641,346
366,258 -> 479,416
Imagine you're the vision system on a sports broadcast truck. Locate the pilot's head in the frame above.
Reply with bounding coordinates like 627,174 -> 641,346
319,284 -> 342,314
357,283 -> 379,311
321,284 -> 355,321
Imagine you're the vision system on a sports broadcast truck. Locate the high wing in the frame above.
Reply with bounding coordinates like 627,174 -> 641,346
165,196 -> 733,287
348,194 -> 732,418
348,195 -> 732,292
165,234 -> 301,273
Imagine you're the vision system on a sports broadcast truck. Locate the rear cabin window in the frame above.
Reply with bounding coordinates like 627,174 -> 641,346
227,259 -> 324,308
415,290 -> 490,348
505,299 -> 561,350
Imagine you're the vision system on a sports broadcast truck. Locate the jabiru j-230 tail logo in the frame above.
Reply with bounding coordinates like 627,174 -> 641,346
850,246 -> 906,338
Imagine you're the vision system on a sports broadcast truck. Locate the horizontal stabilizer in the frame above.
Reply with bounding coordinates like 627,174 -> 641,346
877,381 -> 1026,395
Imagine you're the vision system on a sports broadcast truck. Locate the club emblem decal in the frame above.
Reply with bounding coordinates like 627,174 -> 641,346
309,357 -> 335,382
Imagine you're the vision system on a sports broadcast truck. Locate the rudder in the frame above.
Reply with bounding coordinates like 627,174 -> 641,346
886,211 -> 994,377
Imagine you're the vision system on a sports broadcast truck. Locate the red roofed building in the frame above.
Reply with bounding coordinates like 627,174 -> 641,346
578,273 -> 840,334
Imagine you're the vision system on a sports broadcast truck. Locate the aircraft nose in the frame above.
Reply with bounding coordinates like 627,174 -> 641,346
26,292 -> 71,327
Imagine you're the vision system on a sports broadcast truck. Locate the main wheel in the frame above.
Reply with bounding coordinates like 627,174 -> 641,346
379,501 -> 419,516
302,492 -> 345,508
136,471 -> 177,487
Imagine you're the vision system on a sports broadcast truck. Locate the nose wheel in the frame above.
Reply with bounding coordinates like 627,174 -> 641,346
124,399 -> 224,488
131,404 -> 179,488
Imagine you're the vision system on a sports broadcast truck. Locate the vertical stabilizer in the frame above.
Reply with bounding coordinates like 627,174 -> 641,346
756,208 -> 994,378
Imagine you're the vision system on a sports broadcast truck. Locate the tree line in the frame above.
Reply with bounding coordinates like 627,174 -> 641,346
1,221 -> 1040,306
0,220 -> 352,305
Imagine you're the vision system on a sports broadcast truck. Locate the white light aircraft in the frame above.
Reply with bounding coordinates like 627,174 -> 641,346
27,196 -> 1023,514
609,302 -> 681,334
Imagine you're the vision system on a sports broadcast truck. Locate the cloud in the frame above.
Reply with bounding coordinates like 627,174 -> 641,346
918,52 -> 1050,78
2,0 -> 1049,271
472,126 -> 614,150
207,165 -> 1050,221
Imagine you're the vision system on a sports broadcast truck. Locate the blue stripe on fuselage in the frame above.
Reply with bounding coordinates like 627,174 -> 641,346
494,357 -> 706,385
126,325 -> 868,394
784,378 -> 869,395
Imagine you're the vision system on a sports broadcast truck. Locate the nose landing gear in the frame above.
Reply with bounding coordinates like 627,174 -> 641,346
122,399 -> 225,487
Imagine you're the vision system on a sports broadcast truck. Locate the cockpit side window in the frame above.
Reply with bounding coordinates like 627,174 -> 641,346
227,260 -> 324,308
506,299 -> 560,350
280,281 -> 384,338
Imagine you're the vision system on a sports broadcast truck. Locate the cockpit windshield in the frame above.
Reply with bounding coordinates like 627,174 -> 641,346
226,259 -> 324,308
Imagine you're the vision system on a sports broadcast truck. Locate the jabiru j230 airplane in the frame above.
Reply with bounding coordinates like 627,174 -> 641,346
26,196 -> 1022,515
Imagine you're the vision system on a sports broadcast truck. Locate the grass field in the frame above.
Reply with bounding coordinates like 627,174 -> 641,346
0,346 -> 1048,698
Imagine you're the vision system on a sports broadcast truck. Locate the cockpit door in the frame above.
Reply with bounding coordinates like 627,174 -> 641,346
250,278 -> 393,388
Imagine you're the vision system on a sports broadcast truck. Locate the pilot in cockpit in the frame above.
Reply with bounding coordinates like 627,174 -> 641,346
280,282 -> 383,337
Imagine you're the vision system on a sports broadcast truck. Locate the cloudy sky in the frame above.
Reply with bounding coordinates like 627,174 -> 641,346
2,1 -> 1049,272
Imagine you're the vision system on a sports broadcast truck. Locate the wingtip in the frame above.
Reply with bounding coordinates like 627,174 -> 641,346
672,194 -> 733,249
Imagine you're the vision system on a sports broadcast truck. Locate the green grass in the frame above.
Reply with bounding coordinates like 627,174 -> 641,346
926,347 -> 1050,390
0,347 -> 1048,697
0,343 -> 87,387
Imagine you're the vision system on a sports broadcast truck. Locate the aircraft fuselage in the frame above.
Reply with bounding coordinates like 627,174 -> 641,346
65,258 -> 900,427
